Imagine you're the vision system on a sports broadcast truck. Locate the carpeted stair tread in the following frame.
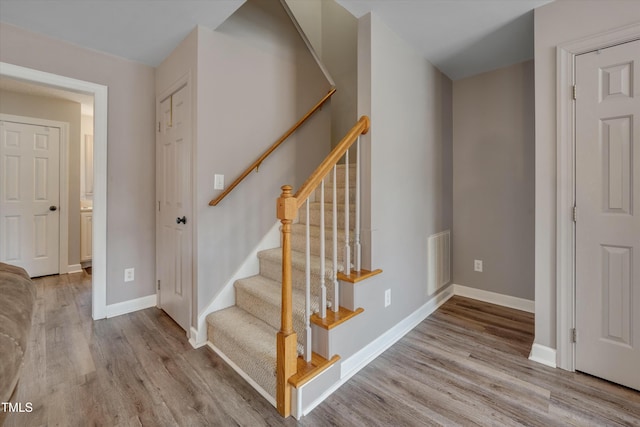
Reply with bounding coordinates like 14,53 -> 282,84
205,162 -> 358,405
325,163 -> 357,185
235,275 -> 320,354
206,306 -> 277,397
290,224 -> 352,263
299,202 -> 356,228
258,247 -> 345,278
313,185 -> 356,203
290,223 -> 348,240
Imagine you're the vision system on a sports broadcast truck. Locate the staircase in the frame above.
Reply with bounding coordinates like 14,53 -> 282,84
206,163 -> 357,403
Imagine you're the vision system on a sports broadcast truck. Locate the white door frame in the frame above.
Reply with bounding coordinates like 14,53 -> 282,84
0,113 -> 69,275
0,62 -> 109,320
555,23 -> 640,371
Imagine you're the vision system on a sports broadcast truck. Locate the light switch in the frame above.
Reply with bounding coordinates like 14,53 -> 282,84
214,174 -> 224,190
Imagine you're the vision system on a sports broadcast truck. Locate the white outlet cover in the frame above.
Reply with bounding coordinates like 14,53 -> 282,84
474,260 -> 483,272
385,289 -> 391,307
124,268 -> 135,282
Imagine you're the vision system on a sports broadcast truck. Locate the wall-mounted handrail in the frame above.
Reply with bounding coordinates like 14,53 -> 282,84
209,88 -> 336,206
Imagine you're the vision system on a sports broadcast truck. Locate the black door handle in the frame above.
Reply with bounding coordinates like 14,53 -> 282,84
176,216 -> 187,224
49,206 -> 58,211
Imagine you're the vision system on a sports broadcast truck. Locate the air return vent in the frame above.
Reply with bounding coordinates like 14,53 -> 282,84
428,230 -> 451,296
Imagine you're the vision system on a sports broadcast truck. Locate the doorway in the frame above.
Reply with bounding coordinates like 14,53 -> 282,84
0,115 -> 65,277
0,62 -> 108,319
556,25 -> 640,389
156,81 -> 193,332
574,39 -> 640,391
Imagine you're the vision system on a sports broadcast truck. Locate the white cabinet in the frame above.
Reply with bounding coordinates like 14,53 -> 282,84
80,210 -> 93,262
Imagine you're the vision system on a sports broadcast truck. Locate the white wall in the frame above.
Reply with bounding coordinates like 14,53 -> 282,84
0,22 -> 157,305
453,60 -> 535,300
344,12 -> 453,355
0,89 -> 82,266
534,0 -> 640,349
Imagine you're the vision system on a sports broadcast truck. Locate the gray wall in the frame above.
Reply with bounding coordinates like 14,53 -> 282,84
0,22 -> 157,305
287,0 -> 359,147
321,0 -> 358,147
452,60 -> 535,300
169,0 -> 333,320
345,12 -> 453,354
0,89 -> 83,266
534,0 -> 640,350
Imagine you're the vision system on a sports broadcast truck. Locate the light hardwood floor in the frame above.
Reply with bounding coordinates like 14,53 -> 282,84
4,273 -> 639,426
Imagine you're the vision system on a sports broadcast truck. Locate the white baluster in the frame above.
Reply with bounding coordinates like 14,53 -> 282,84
304,199 -> 311,362
355,137 -> 361,272
344,152 -> 351,276
320,179 -> 326,319
332,165 -> 339,312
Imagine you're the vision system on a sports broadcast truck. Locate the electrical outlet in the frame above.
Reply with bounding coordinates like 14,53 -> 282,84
124,268 -> 135,282
474,260 -> 483,272
384,289 -> 391,307
214,174 -> 224,190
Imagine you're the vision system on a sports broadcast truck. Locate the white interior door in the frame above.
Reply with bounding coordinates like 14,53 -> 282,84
575,39 -> 640,391
157,84 -> 192,332
0,120 -> 60,277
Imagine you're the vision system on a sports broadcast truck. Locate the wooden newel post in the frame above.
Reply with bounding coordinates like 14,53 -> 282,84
276,185 -> 298,417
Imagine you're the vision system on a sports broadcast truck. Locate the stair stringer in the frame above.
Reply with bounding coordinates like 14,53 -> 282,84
191,220 -> 281,348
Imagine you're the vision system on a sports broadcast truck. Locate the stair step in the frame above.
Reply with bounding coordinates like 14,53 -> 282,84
338,268 -> 383,283
290,224 -> 351,263
206,306 -> 277,398
299,202 -> 356,229
310,306 -> 364,330
312,184 -> 356,203
325,163 -> 356,185
235,275 -> 319,354
289,353 -> 340,388
258,248 -> 345,293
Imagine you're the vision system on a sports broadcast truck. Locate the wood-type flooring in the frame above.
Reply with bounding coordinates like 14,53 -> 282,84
4,273 -> 639,426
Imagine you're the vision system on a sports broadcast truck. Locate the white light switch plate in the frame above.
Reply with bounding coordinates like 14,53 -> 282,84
214,174 -> 224,190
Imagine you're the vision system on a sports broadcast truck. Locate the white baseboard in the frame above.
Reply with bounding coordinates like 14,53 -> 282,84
207,342 -> 276,408
340,285 -> 454,381
106,294 -> 157,318
67,264 -> 83,274
453,284 -> 535,313
289,286 -> 457,417
529,343 -> 557,368
189,327 -> 206,349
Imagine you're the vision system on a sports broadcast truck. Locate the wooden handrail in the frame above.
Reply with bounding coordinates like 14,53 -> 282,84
275,115 -> 370,417
294,115 -> 370,206
209,88 -> 336,206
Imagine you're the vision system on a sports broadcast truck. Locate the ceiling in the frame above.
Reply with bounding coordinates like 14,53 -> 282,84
336,0 -> 553,80
0,0 -> 552,80
0,0 -> 244,67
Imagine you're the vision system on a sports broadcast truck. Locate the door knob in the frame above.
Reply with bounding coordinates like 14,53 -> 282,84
176,216 -> 187,224
49,206 -> 58,211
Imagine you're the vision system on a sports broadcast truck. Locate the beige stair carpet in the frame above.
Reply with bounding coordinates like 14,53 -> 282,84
206,164 -> 356,400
